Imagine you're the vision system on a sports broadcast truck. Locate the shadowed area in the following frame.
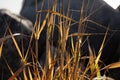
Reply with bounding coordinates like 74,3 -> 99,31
0,9 -> 33,79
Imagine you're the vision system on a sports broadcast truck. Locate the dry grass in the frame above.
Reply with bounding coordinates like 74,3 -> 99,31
1,0 -> 120,80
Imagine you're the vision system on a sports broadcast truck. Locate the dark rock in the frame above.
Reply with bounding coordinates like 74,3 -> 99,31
0,9 -> 33,79
117,5 -> 120,11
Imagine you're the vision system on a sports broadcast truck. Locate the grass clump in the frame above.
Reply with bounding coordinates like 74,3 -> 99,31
1,0 -> 120,80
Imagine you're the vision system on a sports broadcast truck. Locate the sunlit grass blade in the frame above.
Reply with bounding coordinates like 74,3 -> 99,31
95,29 -> 108,64
8,63 -> 30,80
102,62 -> 120,70
34,11 -> 49,40
0,28 -> 20,57
37,10 -> 77,23
88,42 -> 95,74
28,67 -> 33,80
95,29 -> 108,77
3,57 -> 17,80
23,69 -> 28,80
0,42 -> 3,57
8,27 -> 25,63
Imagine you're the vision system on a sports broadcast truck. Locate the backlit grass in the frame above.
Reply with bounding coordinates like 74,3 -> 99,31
1,0 -> 120,80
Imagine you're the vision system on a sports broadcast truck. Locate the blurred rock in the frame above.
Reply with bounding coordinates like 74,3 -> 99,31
117,5 -> 120,11
0,9 -> 33,79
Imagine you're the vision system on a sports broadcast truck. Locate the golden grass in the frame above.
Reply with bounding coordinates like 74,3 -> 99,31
1,0 -> 120,80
